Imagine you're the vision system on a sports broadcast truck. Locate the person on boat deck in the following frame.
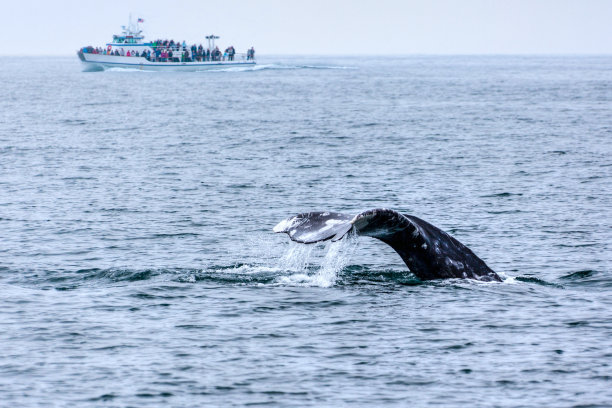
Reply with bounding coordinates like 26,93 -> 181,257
120,48 -> 125,56
126,50 -> 131,57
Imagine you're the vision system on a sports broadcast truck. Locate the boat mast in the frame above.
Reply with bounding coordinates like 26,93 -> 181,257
120,14 -> 143,42
206,34 -> 219,51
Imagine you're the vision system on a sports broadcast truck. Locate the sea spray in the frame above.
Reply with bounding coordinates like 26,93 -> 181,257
276,236 -> 359,287
277,242 -> 315,273
313,235 -> 359,287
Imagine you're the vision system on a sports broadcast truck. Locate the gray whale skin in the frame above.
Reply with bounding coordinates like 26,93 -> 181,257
274,208 -> 501,282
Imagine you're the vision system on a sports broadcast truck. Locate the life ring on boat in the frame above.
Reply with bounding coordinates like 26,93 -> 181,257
107,45 -> 112,52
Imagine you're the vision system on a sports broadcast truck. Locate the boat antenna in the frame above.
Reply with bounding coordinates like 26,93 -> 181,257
206,34 -> 220,51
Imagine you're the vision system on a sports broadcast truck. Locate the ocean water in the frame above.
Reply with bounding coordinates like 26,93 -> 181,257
0,55 -> 611,407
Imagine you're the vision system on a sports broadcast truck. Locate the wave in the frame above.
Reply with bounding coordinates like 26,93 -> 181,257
6,239 -> 603,290
559,269 -> 597,280
558,269 -> 610,287
513,276 -> 563,287
5,265 -> 420,290
0,236 -> 409,289
6,264 -> 586,290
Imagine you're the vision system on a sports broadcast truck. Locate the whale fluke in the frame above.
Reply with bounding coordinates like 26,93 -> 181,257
274,208 -> 501,282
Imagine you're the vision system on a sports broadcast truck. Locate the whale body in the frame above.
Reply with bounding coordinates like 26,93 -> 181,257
274,208 -> 501,282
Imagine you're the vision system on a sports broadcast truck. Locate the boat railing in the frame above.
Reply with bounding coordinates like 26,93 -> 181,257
141,51 -> 252,62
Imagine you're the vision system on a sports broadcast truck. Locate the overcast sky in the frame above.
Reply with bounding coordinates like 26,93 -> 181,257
3,0 -> 612,56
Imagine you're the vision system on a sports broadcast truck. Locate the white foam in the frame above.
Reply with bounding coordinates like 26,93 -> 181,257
502,276 -> 517,284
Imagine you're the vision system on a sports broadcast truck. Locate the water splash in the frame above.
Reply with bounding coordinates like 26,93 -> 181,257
277,243 -> 315,273
502,276 -> 517,284
316,235 -> 359,287
276,236 -> 359,287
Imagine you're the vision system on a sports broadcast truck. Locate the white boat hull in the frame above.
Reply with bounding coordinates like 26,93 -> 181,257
78,52 -> 255,72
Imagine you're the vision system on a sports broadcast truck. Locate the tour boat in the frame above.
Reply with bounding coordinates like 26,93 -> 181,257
77,18 -> 256,72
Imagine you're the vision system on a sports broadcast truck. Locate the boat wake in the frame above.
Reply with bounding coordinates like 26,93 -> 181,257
202,63 -> 357,72
93,63 -> 356,74
81,64 -> 105,72
104,67 -> 152,73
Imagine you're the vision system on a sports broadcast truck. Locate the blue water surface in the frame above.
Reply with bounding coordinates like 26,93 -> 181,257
0,55 -> 611,407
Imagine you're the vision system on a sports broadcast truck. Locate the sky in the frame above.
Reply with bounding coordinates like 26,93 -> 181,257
3,0 -> 612,56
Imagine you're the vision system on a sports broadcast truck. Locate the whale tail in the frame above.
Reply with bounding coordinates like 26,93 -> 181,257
274,208 -> 501,282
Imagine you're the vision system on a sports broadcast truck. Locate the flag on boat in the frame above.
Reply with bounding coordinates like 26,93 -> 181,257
137,18 -> 144,23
